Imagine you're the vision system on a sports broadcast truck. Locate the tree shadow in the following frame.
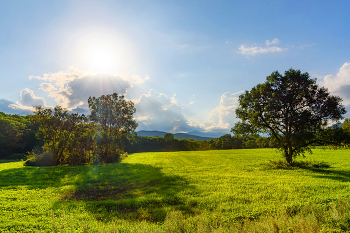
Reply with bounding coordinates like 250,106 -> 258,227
0,162 -> 198,223
0,164 -> 75,189
306,168 -> 350,183
57,163 -> 198,223
263,160 -> 350,183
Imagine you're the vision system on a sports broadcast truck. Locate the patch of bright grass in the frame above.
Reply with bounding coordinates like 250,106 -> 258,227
1,149 -> 350,232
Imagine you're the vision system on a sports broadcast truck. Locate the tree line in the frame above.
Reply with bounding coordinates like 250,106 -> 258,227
1,68 -> 350,166
121,133 -> 271,154
2,105 -> 348,165
0,108 -> 274,164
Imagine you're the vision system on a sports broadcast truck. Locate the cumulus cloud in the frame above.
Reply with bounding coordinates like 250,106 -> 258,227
32,69 -> 137,109
19,88 -> 46,107
0,99 -> 33,115
134,89 -> 200,133
39,83 -> 56,92
321,62 -> 350,106
130,75 -> 148,84
239,38 -> 286,56
190,91 -> 243,133
133,90 -> 243,134
2,88 -> 49,114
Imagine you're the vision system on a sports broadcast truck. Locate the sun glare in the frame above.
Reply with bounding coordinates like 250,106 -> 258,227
87,44 -> 114,71
74,29 -> 133,73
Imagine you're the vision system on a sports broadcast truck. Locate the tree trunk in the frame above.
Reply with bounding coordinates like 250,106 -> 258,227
285,148 -> 293,165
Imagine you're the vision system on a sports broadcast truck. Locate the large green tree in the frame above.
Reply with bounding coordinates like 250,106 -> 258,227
31,106 -> 96,165
232,69 -> 346,164
88,93 -> 138,162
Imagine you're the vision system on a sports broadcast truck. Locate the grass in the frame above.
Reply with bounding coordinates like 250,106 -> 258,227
1,148 -> 350,232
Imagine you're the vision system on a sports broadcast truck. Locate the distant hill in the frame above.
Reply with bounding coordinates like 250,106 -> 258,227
136,130 -> 217,141
187,130 -> 226,138
330,123 -> 343,128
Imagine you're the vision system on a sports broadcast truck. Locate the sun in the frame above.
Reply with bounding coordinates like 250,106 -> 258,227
74,29 -> 133,73
86,44 -> 114,72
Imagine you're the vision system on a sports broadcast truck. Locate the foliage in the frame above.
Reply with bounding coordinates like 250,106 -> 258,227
0,112 -> 40,159
342,118 -> 350,132
29,106 -> 96,165
232,69 -> 346,164
88,93 -> 137,163
164,133 -> 175,141
120,133 -> 271,153
340,118 -> 350,145
1,149 -> 350,232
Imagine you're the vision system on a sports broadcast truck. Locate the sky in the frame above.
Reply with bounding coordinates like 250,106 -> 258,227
1,0 -> 350,134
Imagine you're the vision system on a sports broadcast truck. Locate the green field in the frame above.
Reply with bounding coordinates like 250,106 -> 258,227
1,149 -> 350,232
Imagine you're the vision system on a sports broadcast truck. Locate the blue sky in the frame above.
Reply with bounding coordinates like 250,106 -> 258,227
1,0 -> 350,133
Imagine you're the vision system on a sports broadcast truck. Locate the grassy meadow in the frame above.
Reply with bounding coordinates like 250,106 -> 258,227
1,148 -> 350,232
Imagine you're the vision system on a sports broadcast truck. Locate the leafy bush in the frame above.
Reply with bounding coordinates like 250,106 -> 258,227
24,150 -> 57,166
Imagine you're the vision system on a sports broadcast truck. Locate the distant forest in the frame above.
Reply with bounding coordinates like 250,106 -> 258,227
0,111 -> 271,161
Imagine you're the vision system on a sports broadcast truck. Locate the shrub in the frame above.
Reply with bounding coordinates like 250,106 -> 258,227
24,150 -> 57,166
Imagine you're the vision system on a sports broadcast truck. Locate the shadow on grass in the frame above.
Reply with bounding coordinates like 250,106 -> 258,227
0,162 -> 198,223
264,160 -> 350,182
55,163 -> 198,223
0,164 -> 73,188
307,168 -> 350,182
264,160 -> 331,170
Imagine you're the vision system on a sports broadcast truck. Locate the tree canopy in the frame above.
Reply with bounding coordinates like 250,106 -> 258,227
0,112 -> 39,159
88,93 -> 138,163
29,106 -> 96,165
232,69 -> 346,164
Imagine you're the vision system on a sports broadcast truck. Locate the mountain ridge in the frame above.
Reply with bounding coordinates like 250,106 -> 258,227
136,130 -> 225,141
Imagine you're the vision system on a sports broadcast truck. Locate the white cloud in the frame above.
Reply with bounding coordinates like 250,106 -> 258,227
134,89 -> 200,133
39,83 -> 56,92
130,75 -> 149,84
31,69 -> 139,109
321,62 -> 350,106
239,45 -> 285,56
239,38 -> 286,56
132,90 -> 244,133
203,91 -> 243,132
0,99 -> 33,115
187,91 -> 243,133
19,88 -> 46,107
265,38 -> 279,46
299,43 -> 316,49
2,89 -> 48,114
170,94 -> 178,105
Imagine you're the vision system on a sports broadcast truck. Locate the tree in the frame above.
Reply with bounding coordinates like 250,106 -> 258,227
88,93 -> 138,162
256,137 -> 270,148
342,118 -> 350,132
340,118 -> 350,146
30,106 -> 96,165
164,133 -> 175,142
0,112 -> 40,159
232,69 -> 346,164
